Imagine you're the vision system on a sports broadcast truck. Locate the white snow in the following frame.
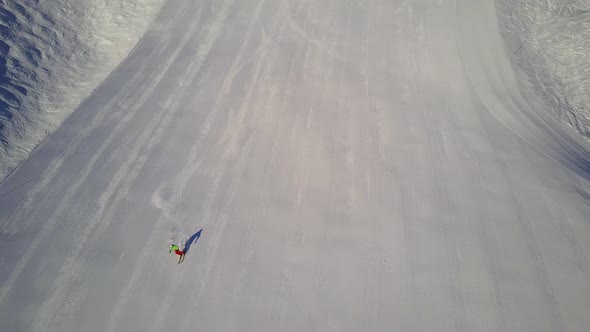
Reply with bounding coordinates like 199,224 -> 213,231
0,0 -> 165,180
1,0 -> 590,331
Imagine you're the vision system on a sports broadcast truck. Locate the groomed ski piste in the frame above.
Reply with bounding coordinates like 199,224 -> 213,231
2,0 -> 590,331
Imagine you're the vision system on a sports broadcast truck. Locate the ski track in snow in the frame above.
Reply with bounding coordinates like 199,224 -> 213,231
1,0 -> 590,331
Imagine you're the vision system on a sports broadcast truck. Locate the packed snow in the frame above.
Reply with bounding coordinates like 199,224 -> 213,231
0,0 -> 165,180
1,0 -> 590,331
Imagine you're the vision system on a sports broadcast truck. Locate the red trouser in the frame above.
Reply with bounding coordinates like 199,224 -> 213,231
174,249 -> 185,256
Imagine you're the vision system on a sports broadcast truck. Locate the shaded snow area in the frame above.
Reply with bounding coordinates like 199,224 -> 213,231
0,0 -> 165,180
497,0 -> 590,139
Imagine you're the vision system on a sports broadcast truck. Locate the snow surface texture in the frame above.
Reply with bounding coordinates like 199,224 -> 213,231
2,0 -> 590,331
497,0 -> 590,139
0,0 -> 165,180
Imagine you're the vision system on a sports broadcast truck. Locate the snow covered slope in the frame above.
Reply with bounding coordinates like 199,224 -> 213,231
497,0 -> 590,140
1,0 -> 590,331
0,0 -> 165,180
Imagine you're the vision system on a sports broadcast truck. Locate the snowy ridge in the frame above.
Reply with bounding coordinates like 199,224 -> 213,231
0,0 -> 165,181
497,0 -> 590,140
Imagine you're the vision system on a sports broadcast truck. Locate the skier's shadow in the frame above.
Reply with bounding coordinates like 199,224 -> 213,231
183,229 -> 203,254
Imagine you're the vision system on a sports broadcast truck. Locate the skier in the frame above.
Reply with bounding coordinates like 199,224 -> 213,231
169,244 -> 185,264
